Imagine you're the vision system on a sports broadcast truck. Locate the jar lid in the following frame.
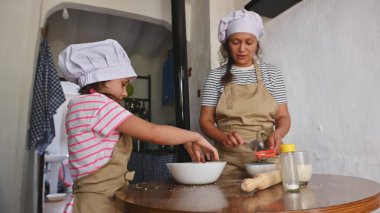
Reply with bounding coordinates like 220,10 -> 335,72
280,144 -> 296,153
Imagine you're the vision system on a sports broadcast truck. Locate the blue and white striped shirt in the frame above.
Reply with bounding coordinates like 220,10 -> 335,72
201,62 -> 287,106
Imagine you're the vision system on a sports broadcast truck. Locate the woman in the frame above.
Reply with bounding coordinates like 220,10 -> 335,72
199,9 -> 291,179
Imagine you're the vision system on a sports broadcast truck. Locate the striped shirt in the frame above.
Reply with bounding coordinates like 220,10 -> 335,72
201,62 -> 287,106
65,93 -> 132,180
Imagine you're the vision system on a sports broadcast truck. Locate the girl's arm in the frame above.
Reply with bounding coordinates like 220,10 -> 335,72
116,115 -> 219,162
199,106 -> 245,148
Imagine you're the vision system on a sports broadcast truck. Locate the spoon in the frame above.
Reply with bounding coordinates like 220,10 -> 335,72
249,139 -> 266,151
249,139 -> 276,160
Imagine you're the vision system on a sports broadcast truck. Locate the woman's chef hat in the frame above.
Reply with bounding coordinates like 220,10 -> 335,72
58,39 -> 137,88
218,9 -> 264,43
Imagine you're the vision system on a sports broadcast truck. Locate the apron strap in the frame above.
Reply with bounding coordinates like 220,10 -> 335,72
253,60 -> 263,84
225,84 -> 233,109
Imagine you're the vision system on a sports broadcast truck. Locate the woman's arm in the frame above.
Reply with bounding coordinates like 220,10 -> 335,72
199,106 -> 244,148
267,103 -> 291,152
116,115 -> 219,162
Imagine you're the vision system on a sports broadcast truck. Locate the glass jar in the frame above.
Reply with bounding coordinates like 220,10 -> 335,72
280,144 -> 300,192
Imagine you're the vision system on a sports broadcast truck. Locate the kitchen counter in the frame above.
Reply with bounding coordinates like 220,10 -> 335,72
115,174 -> 380,212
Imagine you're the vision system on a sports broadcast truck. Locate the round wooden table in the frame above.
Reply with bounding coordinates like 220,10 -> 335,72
115,174 -> 380,212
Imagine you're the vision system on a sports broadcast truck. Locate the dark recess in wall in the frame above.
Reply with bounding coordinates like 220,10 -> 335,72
244,0 -> 302,18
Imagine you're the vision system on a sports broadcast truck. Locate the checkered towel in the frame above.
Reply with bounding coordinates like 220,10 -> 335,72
28,38 -> 65,154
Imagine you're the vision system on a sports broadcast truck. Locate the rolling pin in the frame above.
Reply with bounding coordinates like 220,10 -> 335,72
241,170 -> 282,192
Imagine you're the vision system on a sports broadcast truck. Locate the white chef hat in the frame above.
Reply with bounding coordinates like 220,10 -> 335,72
58,39 -> 137,88
218,9 -> 264,43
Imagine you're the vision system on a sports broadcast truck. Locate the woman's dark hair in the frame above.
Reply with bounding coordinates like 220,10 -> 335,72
79,81 -> 119,101
219,41 -> 262,85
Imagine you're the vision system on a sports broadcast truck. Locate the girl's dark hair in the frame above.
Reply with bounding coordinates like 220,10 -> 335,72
219,41 -> 262,85
79,81 -> 119,101
79,82 -> 105,95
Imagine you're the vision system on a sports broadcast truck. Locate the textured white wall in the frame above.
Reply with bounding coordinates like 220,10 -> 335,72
261,0 -> 380,182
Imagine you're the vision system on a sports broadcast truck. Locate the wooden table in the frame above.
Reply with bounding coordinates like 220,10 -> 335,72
115,174 -> 380,212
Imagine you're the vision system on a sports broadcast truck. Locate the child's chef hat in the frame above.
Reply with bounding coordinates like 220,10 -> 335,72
58,39 -> 137,88
218,9 -> 264,43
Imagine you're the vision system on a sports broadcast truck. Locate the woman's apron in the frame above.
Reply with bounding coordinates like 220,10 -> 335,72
71,134 -> 134,213
215,62 -> 278,180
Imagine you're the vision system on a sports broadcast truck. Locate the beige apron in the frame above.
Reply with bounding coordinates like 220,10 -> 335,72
215,61 -> 278,180
72,134 -> 134,213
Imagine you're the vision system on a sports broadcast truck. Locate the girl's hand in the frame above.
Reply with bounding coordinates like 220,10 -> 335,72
220,132 -> 245,148
183,137 -> 219,162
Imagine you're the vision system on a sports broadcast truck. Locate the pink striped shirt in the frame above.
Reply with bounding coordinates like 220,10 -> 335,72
65,93 -> 132,180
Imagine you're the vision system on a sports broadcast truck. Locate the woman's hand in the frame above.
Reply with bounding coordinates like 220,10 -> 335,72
220,132 -> 245,148
183,137 -> 219,162
266,131 -> 283,153
268,104 -> 291,153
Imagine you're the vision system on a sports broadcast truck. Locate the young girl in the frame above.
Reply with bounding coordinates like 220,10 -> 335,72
58,39 -> 219,213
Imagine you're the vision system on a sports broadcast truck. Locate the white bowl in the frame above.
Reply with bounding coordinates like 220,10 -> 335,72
245,162 -> 276,176
46,193 -> 66,202
167,161 -> 226,185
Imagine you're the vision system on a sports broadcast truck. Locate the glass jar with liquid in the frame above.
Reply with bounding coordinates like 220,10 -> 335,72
280,144 -> 300,192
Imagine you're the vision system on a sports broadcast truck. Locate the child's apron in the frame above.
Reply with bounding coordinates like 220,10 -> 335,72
71,134 -> 134,213
215,61 -> 278,180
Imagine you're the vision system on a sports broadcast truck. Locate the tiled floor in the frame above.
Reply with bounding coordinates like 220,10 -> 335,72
43,193 -> 70,213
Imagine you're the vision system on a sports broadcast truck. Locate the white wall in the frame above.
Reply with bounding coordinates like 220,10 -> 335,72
186,0 -> 249,133
185,0 -> 211,132
261,0 -> 380,182
41,0 -> 172,29
208,0 -> 249,69
0,0 -> 42,212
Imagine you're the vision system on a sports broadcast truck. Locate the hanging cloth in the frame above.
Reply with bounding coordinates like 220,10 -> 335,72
28,38 -> 65,154
162,50 -> 175,106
